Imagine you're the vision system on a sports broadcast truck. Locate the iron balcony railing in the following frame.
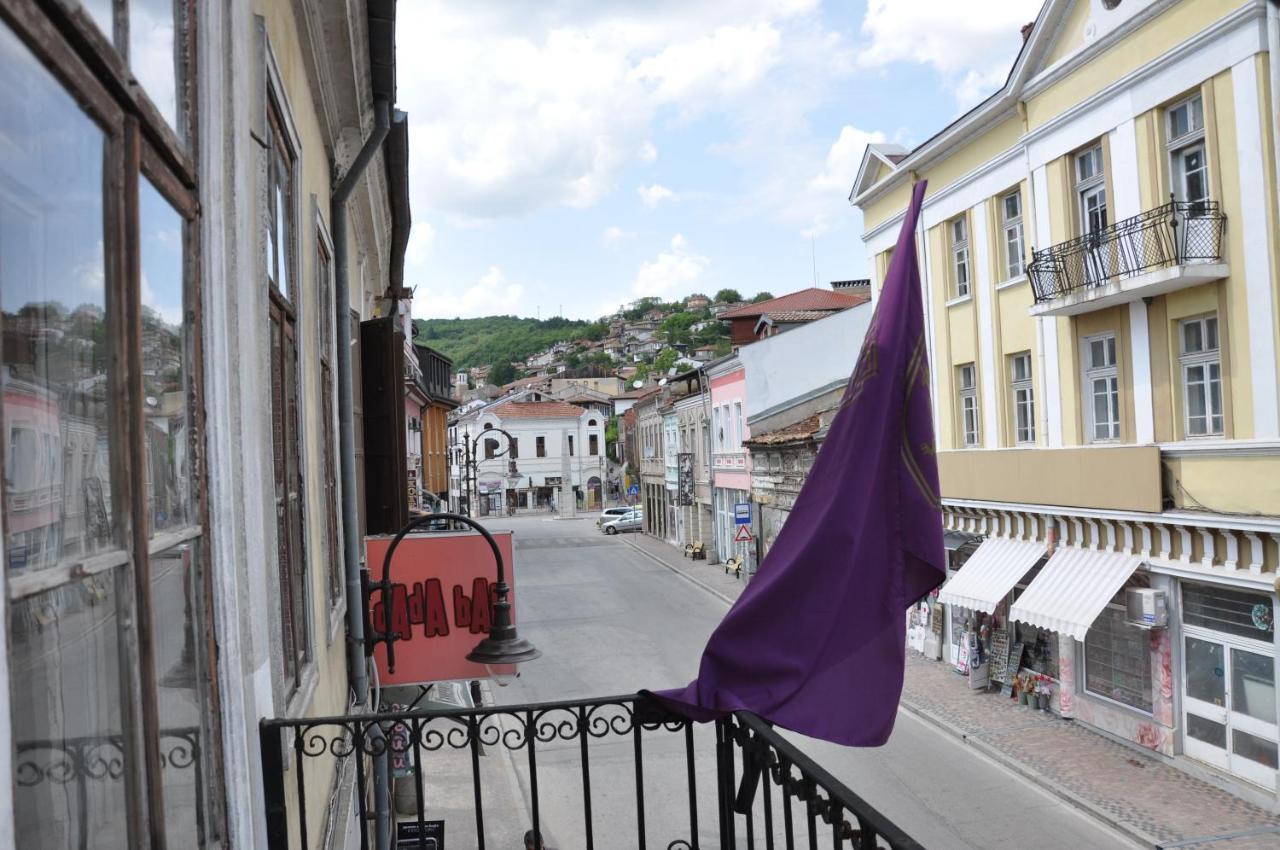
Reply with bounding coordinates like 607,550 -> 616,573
1027,198 -> 1225,304
260,693 -> 926,850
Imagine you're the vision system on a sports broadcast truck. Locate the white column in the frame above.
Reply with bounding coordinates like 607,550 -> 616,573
918,227 -> 941,439
1109,118 -> 1141,221
1129,300 -> 1155,443
1232,58 -> 1280,438
1032,165 -> 1063,447
971,201 -> 1000,448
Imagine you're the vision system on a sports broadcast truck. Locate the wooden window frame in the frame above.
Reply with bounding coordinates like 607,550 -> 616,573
315,216 -> 344,622
0,1 -> 222,847
957,363 -> 979,448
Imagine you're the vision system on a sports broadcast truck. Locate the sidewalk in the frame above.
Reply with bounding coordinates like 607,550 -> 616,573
625,531 -> 1280,850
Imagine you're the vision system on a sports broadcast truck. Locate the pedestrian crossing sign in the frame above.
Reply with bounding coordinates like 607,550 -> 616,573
735,525 -> 753,543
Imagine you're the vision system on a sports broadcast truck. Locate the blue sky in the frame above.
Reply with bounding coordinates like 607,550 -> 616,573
398,0 -> 1043,321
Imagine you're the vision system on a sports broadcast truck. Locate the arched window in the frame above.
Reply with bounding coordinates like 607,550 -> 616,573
588,419 -> 597,427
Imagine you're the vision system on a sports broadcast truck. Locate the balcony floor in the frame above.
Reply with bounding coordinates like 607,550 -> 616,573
1030,261 -> 1228,317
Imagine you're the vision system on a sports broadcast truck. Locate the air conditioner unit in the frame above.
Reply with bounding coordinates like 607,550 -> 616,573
1125,588 -> 1168,629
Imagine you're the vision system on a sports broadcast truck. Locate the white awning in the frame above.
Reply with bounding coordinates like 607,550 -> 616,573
1009,546 -> 1144,641
936,537 -> 1046,614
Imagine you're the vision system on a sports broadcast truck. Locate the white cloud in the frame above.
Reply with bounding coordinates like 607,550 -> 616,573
601,225 -> 633,247
414,266 -> 526,319
637,183 -> 676,209
858,0 -> 1041,103
630,23 -> 782,105
638,141 -> 658,162
631,234 -> 709,299
406,221 -> 437,266
808,125 -> 887,193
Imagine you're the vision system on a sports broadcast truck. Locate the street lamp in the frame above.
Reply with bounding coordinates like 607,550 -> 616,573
364,512 -> 540,684
459,426 -> 518,517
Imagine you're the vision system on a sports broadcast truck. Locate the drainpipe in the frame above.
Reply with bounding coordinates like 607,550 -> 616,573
332,97 -> 391,850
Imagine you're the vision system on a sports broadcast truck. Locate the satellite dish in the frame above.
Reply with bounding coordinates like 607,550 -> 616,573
658,378 -> 668,387
632,380 -> 643,389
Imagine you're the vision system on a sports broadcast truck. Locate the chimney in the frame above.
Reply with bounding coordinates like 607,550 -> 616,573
1021,21 -> 1035,43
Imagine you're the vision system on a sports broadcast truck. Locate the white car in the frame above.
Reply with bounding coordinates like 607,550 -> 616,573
602,509 -> 644,535
596,506 -> 632,527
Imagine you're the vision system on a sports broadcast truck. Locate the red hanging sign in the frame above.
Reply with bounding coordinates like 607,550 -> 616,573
366,530 -> 518,685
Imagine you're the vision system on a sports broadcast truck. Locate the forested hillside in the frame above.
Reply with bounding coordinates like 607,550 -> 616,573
413,315 -> 606,372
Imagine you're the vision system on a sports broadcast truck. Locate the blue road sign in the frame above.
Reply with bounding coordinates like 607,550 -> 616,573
629,483 -> 640,496
734,502 -> 751,525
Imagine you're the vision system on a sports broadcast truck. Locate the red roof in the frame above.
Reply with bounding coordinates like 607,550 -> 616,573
717,287 -> 865,319
490,400 -> 585,419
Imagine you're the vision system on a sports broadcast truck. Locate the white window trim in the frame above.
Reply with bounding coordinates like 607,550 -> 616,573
1001,190 -> 1025,281
1179,315 -> 1224,438
1166,94 -> 1208,207
1011,352 -> 1035,445
950,216 -> 970,298
1083,332 -> 1121,443
1075,144 -> 1107,237
958,364 -> 979,448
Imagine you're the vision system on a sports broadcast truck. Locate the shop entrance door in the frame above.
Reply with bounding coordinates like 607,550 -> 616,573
1182,629 -> 1278,789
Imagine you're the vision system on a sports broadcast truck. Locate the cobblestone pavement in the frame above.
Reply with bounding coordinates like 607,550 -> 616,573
627,530 -> 1280,849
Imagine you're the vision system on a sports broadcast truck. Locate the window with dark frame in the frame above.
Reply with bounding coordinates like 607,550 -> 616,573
536,435 -> 547,457
317,234 -> 342,611
1,4 -> 222,848
265,90 -> 310,694
589,433 -> 599,455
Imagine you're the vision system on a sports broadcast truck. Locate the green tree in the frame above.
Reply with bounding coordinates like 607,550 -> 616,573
751,291 -> 774,303
489,361 -> 517,386
653,347 -> 680,375
564,351 -> 582,369
713,288 -> 742,304
660,311 -> 699,345
713,339 -> 732,357
605,416 -> 619,460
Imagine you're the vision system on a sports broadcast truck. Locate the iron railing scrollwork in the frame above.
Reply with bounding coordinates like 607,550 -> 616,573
1027,198 -> 1225,304
260,694 -> 926,850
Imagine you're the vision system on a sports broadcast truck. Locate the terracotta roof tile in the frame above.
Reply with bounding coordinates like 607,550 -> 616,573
490,400 -> 586,419
717,287 -> 865,319
743,414 -> 822,446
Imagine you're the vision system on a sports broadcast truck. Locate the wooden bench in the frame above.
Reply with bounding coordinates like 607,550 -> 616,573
723,555 -> 743,578
684,541 -> 706,560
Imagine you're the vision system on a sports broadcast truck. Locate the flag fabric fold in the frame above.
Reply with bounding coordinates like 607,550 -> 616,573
646,181 -> 943,746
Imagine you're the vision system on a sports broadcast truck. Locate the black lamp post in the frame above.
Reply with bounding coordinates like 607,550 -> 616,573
458,427 -> 518,517
364,512 -> 540,683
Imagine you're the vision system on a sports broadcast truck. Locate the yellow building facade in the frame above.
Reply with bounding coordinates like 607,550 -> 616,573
856,0 -> 1280,801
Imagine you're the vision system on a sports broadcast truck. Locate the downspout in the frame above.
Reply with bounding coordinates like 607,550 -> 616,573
332,98 -> 392,850
334,97 -> 390,704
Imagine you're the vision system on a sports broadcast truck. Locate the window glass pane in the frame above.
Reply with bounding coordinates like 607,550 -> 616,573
274,168 -> 289,300
1085,607 -> 1152,712
1184,583 -> 1274,640
152,540 -> 206,847
1186,637 -> 1226,705
1206,317 -> 1218,351
1231,648 -> 1276,724
2,26 -> 116,568
1106,336 -> 1116,365
1183,320 -> 1203,354
140,179 -> 192,534
1004,192 -> 1019,221
1089,339 -> 1105,368
129,0 -> 180,136
1233,730 -> 1279,769
1188,713 -> 1227,748
1169,102 -> 1188,140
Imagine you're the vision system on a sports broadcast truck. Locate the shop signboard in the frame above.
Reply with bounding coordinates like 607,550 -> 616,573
367,530 -> 518,685
677,452 -> 694,506
1001,641 -> 1026,696
988,630 -> 1011,683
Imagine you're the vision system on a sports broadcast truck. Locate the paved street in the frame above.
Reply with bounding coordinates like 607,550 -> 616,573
484,515 -> 1140,850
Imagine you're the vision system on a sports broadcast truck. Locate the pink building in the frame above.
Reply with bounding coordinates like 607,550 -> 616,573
708,358 -> 752,568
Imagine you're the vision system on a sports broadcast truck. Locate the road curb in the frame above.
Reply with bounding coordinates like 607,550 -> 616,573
897,697 -> 1155,849
621,538 -> 738,606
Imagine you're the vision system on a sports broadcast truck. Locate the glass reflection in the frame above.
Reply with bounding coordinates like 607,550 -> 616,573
140,178 -> 191,534
152,541 -> 204,846
81,0 -> 114,39
2,20 -> 127,849
129,0 -> 180,136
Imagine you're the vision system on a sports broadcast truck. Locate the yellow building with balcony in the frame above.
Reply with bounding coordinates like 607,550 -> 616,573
854,0 -> 1280,801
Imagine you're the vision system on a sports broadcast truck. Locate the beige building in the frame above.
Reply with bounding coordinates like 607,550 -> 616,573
854,0 -> 1280,801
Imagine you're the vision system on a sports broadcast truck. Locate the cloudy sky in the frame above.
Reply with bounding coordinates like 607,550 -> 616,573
398,0 -> 1043,321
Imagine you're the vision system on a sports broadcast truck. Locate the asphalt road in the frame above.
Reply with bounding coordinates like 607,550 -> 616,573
482,514 -> 1139,850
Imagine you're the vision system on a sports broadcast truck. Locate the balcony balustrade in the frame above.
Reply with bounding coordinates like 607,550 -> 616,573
259,694 -> 925,850
1028,199 -> 1226,317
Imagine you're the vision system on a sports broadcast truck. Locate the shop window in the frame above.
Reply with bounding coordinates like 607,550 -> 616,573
956,363 -> 979,447
1183,582 -> 1274,641
1083,333 -> 1120,441
1002,189 -> 1025,279
1085,605 -> 1153,712
1179,314 -> 1222,436
1010,352 -> 1035,444
949,215 -> 970,298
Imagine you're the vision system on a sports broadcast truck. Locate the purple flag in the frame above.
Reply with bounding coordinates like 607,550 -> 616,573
648,181 -> 943,746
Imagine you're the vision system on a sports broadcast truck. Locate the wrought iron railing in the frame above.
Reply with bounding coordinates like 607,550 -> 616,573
260,694 -> 925,850
1027,198 -> 1225,304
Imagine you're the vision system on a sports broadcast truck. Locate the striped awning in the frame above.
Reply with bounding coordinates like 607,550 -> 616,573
1009,546 -> 1144,641
936,537 -> 1046,614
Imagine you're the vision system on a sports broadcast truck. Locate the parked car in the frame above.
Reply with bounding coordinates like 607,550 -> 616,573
596,506 -> 632,528
601,509 -> 643,535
